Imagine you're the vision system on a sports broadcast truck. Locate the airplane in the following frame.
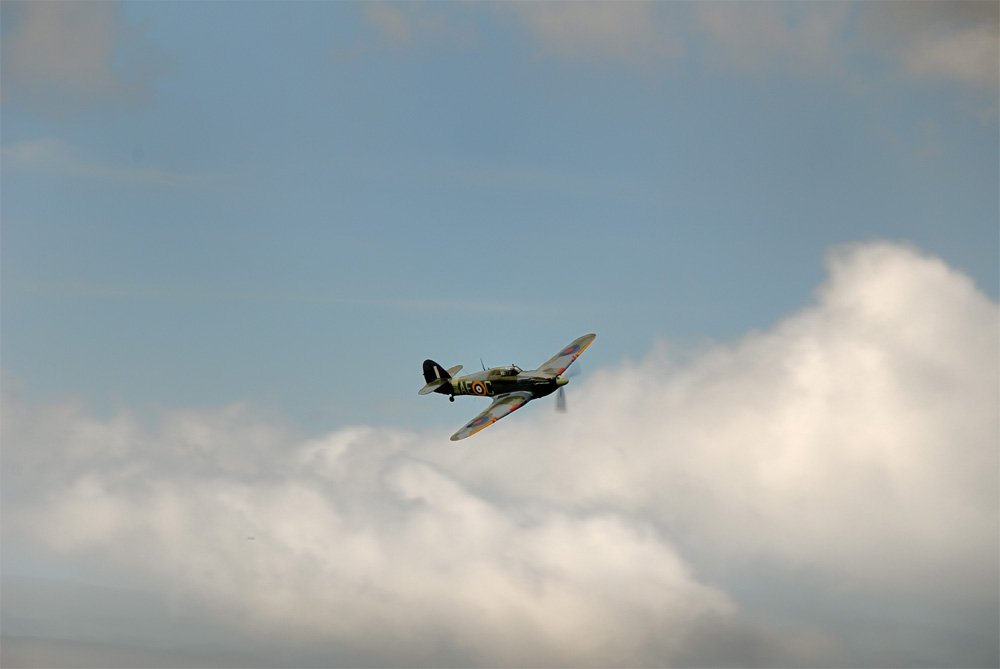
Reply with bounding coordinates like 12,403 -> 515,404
419,333 -> 596,441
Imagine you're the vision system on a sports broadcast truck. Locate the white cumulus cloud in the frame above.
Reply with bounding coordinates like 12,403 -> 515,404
2,241 -> 997,667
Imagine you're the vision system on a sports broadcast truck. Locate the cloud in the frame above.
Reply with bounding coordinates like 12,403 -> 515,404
2,409 -> 747,667
0,1 -> 164,114
860,2 -> 999,90
502,2 -> 684,66
692,3 -> 853,79
445,243 -> 998,607
353,2 -> 685,67
2,138 -> 210,187
357,2 -> 997,108
364,3 -> 412,48
3,242 -> 998,667
691,2 -> 998,99
498,1 -> 997,114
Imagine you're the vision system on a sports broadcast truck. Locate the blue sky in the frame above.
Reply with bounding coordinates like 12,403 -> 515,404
3,1 -> 996,431
1,3 -> 998,668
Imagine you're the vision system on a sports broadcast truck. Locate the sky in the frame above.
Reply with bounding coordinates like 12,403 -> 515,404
1,2 -> 998,668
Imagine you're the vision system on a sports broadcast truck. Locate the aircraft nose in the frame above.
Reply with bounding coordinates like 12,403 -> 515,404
555,374 -> 569,387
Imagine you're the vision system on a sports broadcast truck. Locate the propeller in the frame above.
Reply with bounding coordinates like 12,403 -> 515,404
555,364 -> 581,413
556,386 -> 567,412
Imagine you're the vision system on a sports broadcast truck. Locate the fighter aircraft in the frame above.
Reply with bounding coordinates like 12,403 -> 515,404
419,333 -> 596,441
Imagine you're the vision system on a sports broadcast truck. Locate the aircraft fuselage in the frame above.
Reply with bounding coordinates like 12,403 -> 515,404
437,368 -> 566,400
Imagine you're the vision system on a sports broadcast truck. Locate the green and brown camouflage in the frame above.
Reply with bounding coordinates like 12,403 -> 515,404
419,333 -> 596,441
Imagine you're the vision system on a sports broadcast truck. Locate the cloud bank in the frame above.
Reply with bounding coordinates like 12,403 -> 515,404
3,242 -> 998,667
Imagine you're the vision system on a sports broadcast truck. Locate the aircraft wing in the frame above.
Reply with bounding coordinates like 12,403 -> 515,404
450,391 -> 533,441
534,333 -> 596,376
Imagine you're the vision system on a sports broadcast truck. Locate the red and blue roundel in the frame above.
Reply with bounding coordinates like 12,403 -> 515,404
560,344 -> 581,356
469,415 -> 492,428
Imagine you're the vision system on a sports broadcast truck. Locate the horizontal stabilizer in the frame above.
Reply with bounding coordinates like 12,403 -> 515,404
418,378 -> 449,395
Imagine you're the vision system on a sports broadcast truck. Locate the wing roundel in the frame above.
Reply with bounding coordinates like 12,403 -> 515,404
450,392 -> 533,441
535,333 -> 596,376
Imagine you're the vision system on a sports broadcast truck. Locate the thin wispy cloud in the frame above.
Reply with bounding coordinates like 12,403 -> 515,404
504,2 -> 684,66
364,3 -> 412,48
359,3 -> 998,103
2,139 -> 215,188
692,3 -> 853,79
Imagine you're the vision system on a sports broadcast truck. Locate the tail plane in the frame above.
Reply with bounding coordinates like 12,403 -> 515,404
419,360 -> 462,395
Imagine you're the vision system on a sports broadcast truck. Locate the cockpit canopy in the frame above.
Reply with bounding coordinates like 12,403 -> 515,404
490,365 -> 522,378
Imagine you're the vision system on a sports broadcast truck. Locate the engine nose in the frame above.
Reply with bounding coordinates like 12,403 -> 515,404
555,374 -> 569,387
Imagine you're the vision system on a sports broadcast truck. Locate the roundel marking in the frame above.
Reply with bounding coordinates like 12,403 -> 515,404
561,345 -> 580,356
472,381 -> 487,396
470,415 -> 491,427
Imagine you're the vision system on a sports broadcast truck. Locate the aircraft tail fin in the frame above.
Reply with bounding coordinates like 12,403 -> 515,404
420,360 -> 462,396
423,360 -> 452,384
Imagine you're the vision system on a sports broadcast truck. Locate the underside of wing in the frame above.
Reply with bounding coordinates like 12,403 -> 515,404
450,391 -> 533,441
535,333 -> 596,376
